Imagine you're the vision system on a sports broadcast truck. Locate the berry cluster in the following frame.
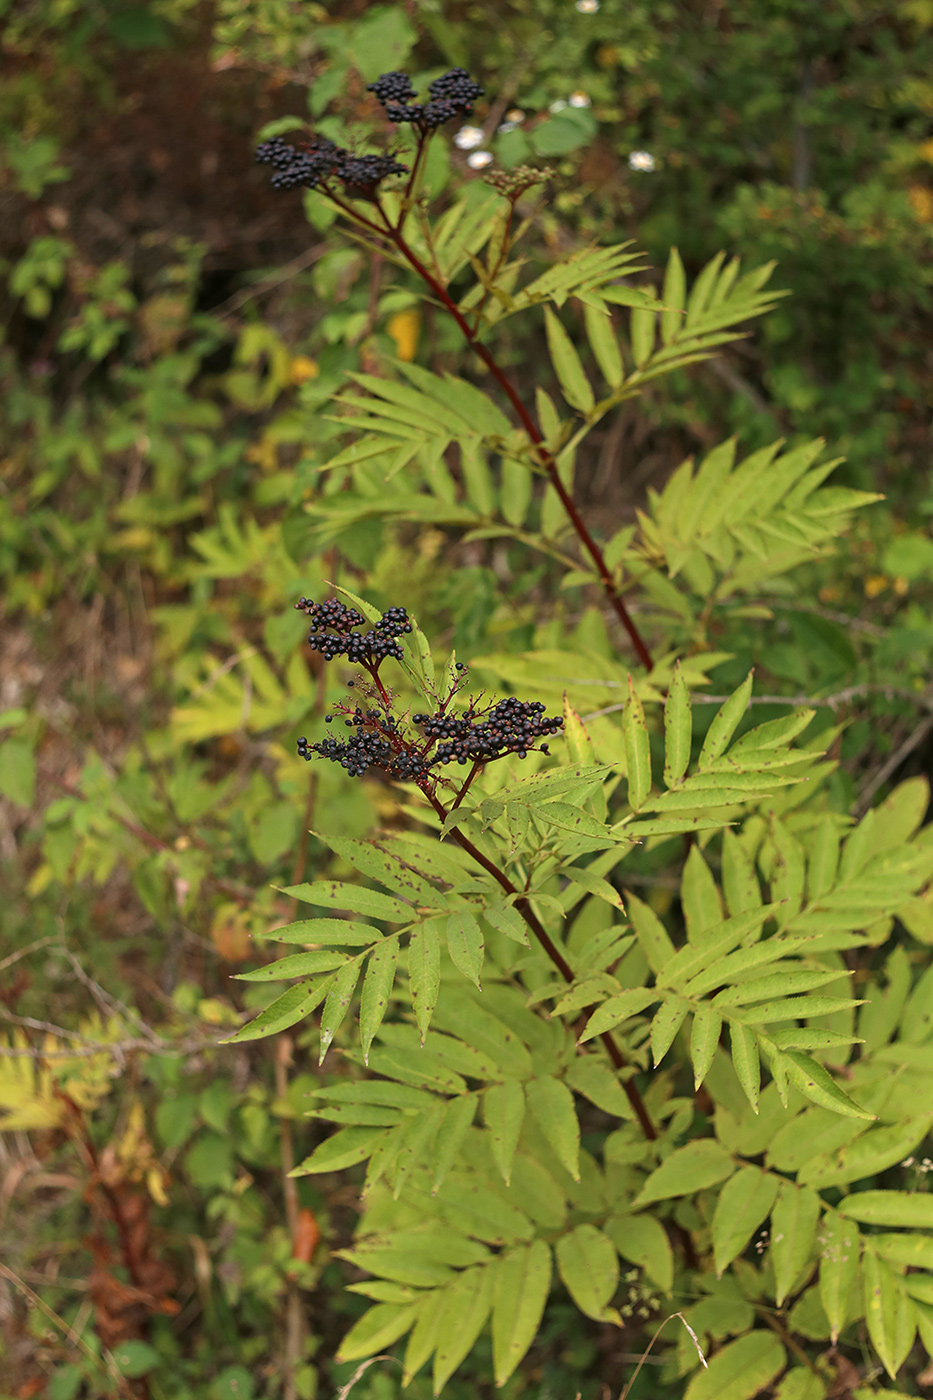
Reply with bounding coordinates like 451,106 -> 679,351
298,703 -> 430,781
368,67 -> 484,130
295,598 -> 413,668
292,597 -> 562,787
412,697 -> 564,766
255,135 -> 408,195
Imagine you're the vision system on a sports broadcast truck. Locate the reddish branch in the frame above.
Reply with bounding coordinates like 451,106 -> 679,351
323,185 -> 654,671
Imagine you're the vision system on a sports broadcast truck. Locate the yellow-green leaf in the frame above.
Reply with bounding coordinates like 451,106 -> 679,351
555,1223 -> 619,1323
483,1079 -> 525,1185
544,306 -> 595,413
492,1241 -> 552,1386
623,674 -> 651,810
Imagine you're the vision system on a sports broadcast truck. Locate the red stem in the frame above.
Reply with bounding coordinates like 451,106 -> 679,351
377,212 -> 654,671
422,787 -> 656,1139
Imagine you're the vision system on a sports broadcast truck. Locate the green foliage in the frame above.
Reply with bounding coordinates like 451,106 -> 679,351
5,3 -> 933,1398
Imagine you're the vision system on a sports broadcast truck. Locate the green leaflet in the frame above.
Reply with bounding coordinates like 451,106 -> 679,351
730,994 -> 861,1024
292,1126 -> 390,1176
605,1212 -> 674,1293
280,880 -> 413,922
818,1212 -> 860,1343
256,917 -> 383,946
409,918 -> 442,1041
663,662 -> 691,786
492,1241 -> 552,1387
555,1223 -> 620,1324
780,1051 -> 876,1120
774,1368 -> 827,1400
873,1232 -> 933,1270
771,1181 -> 821,1305
336,1300 -> 420,1363
711,1166 -> 780,1275
863,1250 -> 916,1378
583,300 -> 623,389
660,246 -> 687,345
404,1288 -> 444,1385
446,908 -> 484,988
713,968 -> 850,1007
391,1105 -> 444,1200
797,1112 -> 933,1188
729,1021 -> 761,1111
315,834 -> 445,908
651,995 -> 690,1067
697,672 -> 753,768
525,1075 -> 580,1181
721,828 -> 763,916
838,1191 -> 933,1228
537,800 -> 614,841
635,1139 -> 735,1206
500,457 -> 531,528
579,987 -> 659,1042
319,958 -> 364,1062
630,304 -> 656,368
360,938 -> 400,1063
222,974 -> 336,1045
657,906 -> 779,991
435,1171 -> 535,1244
683,1331 -> 784,1400
234,949 -> 349,981
690,1004 -> 722,1090
564,1057 -> 635,1119
622,675 -> 651,810
544,306 -> 595,413
432,1265 -> 495,1392
681,845 -> 724,945
625,890 -> 675,974
432,1095 -> 477,1195
483,899 -> 529,945
483,1079 -> 525,1185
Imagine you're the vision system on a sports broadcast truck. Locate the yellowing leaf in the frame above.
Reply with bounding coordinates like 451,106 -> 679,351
387,309 -> 421,361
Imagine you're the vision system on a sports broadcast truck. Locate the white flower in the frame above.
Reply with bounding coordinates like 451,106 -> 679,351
506,109 -> 525,123
454,126 -> 485,151
628,150 -> 656,172
569,91 -> 591,108
576,0 -> 600,11
549,99 -> 568,114
467,151 -> 494,169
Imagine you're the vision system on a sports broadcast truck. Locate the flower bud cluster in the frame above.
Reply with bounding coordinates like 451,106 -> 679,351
295,598 -> 413,668
368,67 -> 484,131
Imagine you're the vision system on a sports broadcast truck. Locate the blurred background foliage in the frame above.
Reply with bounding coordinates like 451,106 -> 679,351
1,0 -> 932,1396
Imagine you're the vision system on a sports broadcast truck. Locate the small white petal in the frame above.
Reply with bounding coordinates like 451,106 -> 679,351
498,121 -> 518,133
576,0 -> 600,11
569,91 -> 591,108
505,108 -> 525,123
628,150 -> 656,171
548,99 -> 568,113
454,125 -> 485,150
467,150 -> 494,169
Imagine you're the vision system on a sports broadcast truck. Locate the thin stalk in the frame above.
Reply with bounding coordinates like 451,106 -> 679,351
422,787 -> 656,1140
375,210 -> 654,671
